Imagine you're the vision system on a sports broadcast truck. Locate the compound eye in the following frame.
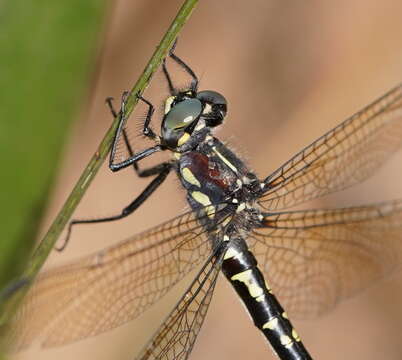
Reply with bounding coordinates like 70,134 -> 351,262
197,90 -> 228,126
165,98 -> 202,130
197,90 -> 227,107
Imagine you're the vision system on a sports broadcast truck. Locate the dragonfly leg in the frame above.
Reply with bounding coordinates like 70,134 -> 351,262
162,39 -> 199,94
56,162 -> 172,251
106,96 -> 158,176
108,92 -> 162,172
136,94 -> 158,140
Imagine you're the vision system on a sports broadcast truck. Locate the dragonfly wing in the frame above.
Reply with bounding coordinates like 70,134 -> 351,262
248,199 -> 402,318
135,243 -> 226,360
11,206 -> 230,349
259,84 -> 402,210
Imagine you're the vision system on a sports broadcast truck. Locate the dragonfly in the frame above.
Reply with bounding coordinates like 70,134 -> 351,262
8,43 -> 402,360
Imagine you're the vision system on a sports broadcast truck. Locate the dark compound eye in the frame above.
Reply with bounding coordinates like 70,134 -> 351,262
197,90 -> 227,107
164,98 -> 202,130
196,90 -> 227,127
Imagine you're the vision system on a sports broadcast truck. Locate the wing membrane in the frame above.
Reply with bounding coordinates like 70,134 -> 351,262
249,199 -> 402,318
259,84 -> 402,210
11,207 -> 229,349
136,244 -> 226,360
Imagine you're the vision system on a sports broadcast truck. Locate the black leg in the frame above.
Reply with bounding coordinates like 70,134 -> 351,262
137,94 -> 157,139
106,97 -> 159,177
162,41 -> 199,94
105,96 -> 119,118
58,95 -> 170,252
108,92 -> 162,172
162,59 -> 177,95
56,162 -> 172,251
169,52 -> 198,91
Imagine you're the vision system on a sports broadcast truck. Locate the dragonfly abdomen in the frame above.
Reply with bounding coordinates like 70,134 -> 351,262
221,239 -> 313,360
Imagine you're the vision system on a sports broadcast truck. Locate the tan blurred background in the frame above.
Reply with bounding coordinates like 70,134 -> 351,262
14,0 -> 402,359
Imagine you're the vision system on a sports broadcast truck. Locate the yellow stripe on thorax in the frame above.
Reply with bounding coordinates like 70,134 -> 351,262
212,146 -> 238,173
181,167 -> 201,187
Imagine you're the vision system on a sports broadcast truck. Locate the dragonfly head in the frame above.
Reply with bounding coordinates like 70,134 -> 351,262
161,89 -> 227,149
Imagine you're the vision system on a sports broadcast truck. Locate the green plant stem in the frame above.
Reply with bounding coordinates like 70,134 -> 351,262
28,0 -> 198,277
1,0 -> 199,332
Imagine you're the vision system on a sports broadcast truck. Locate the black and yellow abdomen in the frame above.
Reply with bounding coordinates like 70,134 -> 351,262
222,238 -> 312,360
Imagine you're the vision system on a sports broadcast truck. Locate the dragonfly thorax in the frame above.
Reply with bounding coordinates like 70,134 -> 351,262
175,134 -> 262,219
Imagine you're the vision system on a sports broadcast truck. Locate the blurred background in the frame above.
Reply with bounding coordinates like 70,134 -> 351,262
10,0 -> 402,359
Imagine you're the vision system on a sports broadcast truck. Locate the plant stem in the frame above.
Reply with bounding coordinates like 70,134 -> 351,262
1,0 -> 199,334
28,0 -> 198,278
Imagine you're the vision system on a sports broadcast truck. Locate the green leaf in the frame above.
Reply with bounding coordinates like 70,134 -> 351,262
0,0 -> 108,311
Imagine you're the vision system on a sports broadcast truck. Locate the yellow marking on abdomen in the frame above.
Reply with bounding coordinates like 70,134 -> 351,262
280,335 -> 293,348
224,247 -> 240,260
181,167 -> 201,187
231,269 -> 264,299
292,329 -> 301,342
255,294 -> 265,302
262,318 -> 278,330
265,279 -> 273,294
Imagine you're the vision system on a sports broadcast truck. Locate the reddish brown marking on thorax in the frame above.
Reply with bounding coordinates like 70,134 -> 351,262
184,152 -> 231,189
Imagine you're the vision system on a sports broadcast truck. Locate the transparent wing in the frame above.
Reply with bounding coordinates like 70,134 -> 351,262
259,84 -> 402,210
249,199 -> 402,318
136,244 -> 226,360
11,206 -> 230,349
